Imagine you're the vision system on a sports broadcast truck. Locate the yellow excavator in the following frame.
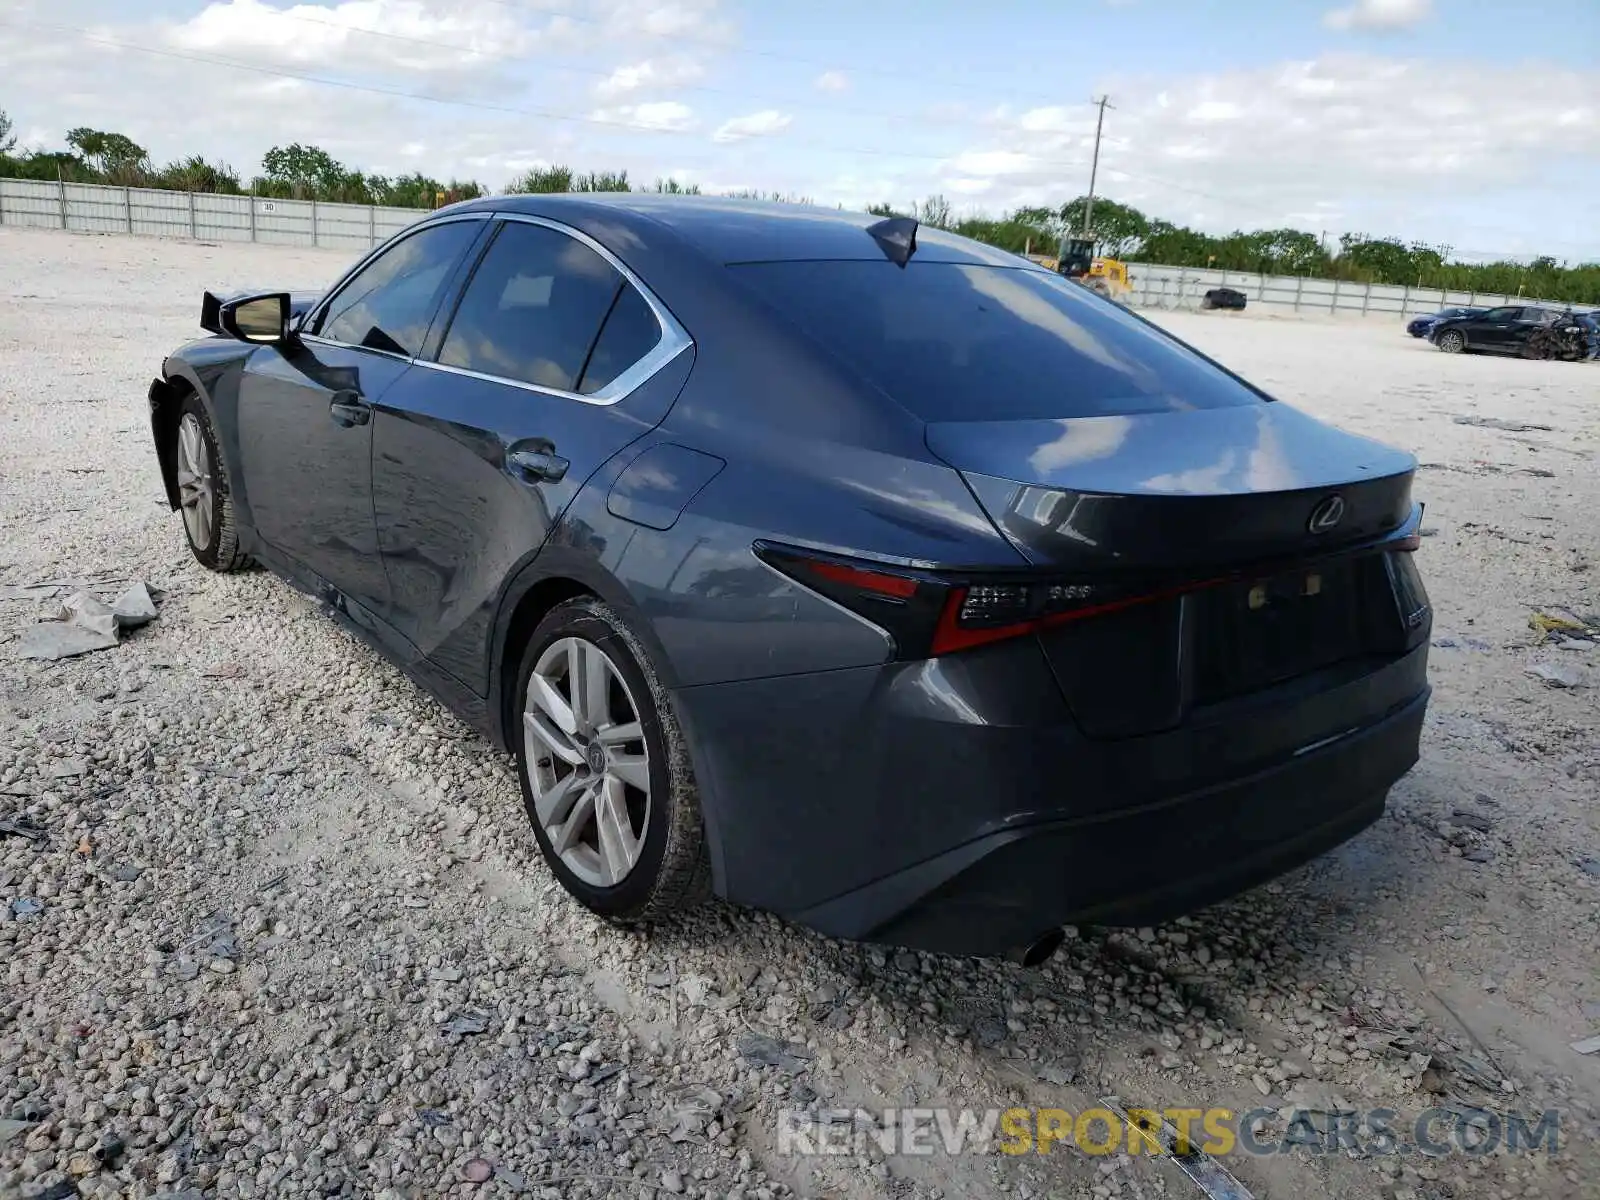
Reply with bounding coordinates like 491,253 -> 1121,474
1027,235 -> 1133,303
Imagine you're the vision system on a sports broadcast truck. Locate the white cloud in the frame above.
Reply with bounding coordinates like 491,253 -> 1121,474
159,0 -> 545,75
947,150 -> 1042,177
594,57 -> 705,99
590,101 -> 697,133
1324,0 -> 1432,31
813,70 -> 849,93
941,54 -> 1599,251
711,110 -> 792,143
1187,100 -> 1242,122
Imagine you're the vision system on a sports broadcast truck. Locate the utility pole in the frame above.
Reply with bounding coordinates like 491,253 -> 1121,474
1082,94 -> 1113,237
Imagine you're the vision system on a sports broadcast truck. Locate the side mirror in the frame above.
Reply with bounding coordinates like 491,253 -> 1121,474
216,292 -> 293,344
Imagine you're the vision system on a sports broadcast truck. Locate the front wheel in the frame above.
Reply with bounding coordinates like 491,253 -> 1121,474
513,597 -> 710,924
175,393 -> 251,571
1436,330 -> 1466,354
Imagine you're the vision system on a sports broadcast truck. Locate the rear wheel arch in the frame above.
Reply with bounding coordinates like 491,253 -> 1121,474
489,558 -> 726,895
490,554 -> 683,748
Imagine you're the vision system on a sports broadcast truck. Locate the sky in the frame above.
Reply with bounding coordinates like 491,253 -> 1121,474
1,0 -> 1596,261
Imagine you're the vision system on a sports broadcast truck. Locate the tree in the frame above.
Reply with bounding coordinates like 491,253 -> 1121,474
915,193 -> 952,229
650,177 -> 701,194
572,169 -> 631,192
511,164 -> 574,193
1058,196 -> 1148,259
259,143 -> 346,199
64,127 -> 149,180
0,108 -> 16,155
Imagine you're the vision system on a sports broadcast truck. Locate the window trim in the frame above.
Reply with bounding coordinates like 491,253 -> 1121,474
412,212 -> 692,408
299,212 -> 494,360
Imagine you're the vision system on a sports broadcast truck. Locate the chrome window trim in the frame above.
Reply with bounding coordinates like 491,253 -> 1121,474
304,211 -> 495,346
409,211 -> 693,408
298,332 -> 411,363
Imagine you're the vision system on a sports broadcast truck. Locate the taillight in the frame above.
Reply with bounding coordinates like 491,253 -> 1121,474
753,541 -> 1193,659
755,511 -> 1427,662
930,579 -> 1195,655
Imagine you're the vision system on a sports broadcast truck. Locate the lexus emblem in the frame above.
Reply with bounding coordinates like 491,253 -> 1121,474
1307,494 -> 1346,534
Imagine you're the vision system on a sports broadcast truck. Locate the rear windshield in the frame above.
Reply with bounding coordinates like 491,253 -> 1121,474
729,260 -> 1264,422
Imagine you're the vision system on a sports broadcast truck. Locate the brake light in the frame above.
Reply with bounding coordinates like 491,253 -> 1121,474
930,581 -> 1181,655
803,560 -> 919,599
753,541 -> 1193,660
755,519 -> 1424,661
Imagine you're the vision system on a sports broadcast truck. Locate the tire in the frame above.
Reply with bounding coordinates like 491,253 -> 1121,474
175,392 -> 251,571
513,596 -> 709,924
1436,330 -> 1465,354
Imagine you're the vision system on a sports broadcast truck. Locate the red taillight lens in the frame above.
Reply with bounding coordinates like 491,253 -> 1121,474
930,579 -> 1214,655
803,560 -> 919,599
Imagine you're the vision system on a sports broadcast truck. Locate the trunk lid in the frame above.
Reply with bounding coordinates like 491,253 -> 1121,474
927,403 -> 1416,572
926,404 -> 1426,739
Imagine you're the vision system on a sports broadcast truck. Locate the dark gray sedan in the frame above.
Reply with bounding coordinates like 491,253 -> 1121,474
147,194 -> 1432,961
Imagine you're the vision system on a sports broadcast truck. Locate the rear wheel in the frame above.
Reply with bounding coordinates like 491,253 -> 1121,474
513,597 -> 709,923
175,393 -> 250,571
1436,330 -> 1466,354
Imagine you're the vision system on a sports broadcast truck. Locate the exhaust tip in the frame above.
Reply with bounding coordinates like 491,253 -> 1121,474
1004,928 -> 1066,968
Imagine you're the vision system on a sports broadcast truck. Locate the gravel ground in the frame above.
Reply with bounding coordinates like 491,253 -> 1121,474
2,226 -> 1598,1200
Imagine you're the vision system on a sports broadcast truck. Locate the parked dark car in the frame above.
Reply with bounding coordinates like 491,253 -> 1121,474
1405,306 -> 1485,337
1427,304 -> 1563,354
1201,286 -> 1247,311
147,195 -> 1432,961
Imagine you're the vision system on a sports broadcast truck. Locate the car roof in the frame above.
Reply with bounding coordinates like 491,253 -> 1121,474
441,192 -> 1037,268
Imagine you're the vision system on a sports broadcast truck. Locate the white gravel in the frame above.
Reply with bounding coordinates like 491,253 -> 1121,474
2,227 -> 1598,1200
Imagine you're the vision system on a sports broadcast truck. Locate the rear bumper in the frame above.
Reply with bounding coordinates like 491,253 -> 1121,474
674,639 -> 1430,958
798,687 -> 1424,956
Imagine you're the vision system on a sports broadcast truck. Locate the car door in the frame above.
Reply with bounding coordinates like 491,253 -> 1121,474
370,214 -> 693,688
1508,307 -> 1550,351
235,215 -> 489,613
1467,306 -> 1522,350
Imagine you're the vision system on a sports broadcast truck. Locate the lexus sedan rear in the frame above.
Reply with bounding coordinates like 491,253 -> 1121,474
147,194 -> 1431,959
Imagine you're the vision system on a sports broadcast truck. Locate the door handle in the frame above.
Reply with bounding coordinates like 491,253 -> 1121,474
507,445 -> 569,484
329,391 -> 370,427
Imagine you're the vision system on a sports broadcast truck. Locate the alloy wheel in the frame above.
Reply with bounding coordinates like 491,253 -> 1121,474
1438,332 -> 1464,354
523,636 -> 652,888
176,412 -> 215,550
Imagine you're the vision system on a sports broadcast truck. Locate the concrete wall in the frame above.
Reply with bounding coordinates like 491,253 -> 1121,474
1122,261 -> 1579,319
0,177 -> 423,252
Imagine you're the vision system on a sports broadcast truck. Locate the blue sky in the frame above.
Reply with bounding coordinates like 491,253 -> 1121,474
2,0 -> 1597,260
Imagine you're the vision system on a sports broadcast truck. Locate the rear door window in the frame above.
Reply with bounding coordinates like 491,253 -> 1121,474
730,261 -> 1264,421
438,221 -> 624,392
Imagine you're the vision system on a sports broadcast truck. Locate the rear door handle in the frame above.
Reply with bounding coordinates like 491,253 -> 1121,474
507,444 -> 569,484
329,391 -> 370,427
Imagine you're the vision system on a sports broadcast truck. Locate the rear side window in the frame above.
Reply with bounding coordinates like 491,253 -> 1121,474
439,222 -> 623,392
315,220 -> 480,357
579,283 -> 662,394
730,261 -> 1265,421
